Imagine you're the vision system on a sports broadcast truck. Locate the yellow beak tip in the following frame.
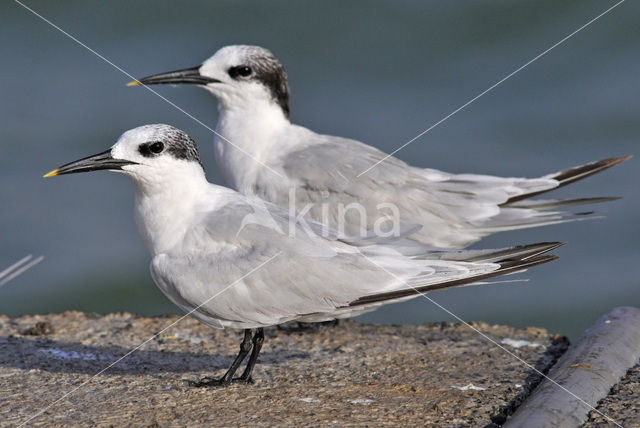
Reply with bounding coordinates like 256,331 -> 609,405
43,169 -> 59,178
126,80 -> 141,87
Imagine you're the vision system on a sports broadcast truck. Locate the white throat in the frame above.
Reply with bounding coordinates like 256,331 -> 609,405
132,163 -> 211,255
213,95 -> 290,192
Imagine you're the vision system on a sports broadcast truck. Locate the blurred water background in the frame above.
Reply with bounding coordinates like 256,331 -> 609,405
1,0 -> 638,339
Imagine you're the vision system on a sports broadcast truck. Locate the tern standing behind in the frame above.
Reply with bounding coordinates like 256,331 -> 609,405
131,45 -> 629,249
45,124 -> 561,386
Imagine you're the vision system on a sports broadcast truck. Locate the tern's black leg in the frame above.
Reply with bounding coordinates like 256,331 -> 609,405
237,328 -> 264,383
190,329 -> 253,387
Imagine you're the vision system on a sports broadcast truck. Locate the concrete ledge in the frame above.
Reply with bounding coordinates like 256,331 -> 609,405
1,312 -> 566,426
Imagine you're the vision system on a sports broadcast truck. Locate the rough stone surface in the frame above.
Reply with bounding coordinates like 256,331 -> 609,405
1,312 -> 569,426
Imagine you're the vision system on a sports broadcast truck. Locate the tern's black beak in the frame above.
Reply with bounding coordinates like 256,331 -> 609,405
127,65 -> 220,87
43,149 -> 138,178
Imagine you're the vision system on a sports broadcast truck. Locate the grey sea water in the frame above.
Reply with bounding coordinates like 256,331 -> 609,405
1,1 -> 638,339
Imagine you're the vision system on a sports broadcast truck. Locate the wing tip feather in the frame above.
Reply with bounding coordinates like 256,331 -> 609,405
348,243 -> 561,307
504,155 -> 631,205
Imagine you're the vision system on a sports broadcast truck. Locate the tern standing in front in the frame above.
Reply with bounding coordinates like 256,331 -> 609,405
45,124 -> 561,385
131,45 -> 629,249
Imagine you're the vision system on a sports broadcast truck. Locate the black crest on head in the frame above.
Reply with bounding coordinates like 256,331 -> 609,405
138,125 -> 202,167
237,46 -> 290,118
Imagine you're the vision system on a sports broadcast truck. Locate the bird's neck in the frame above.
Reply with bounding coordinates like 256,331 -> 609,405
132,165 -> 213,256
213,99 -> 290,192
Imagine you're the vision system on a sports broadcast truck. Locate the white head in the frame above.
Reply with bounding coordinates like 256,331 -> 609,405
133,45 -> 290,119
44,124 -> 205,192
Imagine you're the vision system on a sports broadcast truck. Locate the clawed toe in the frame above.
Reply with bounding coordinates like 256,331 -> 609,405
187,375 -> 254,388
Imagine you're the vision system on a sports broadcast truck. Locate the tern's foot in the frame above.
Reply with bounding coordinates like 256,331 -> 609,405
188,376 -> 227,387
188,376 -> 254,388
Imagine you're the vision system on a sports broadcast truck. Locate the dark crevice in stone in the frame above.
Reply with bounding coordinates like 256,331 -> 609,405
486,334 -> 571,427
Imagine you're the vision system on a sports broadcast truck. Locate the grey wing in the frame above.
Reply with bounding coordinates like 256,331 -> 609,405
279,133 -> 410,197
276,135 -> 434,238
149,199 -> 501,329
268,131 -> 577,248
271,134 -> 497,247
150,243 -> 500,329
149,230 -> 390,328
148,199 -> 377,328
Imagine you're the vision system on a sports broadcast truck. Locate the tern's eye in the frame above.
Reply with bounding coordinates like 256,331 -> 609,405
228,66 -> 252,79
150,142 -> 164,154
139,141 -> 165,157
